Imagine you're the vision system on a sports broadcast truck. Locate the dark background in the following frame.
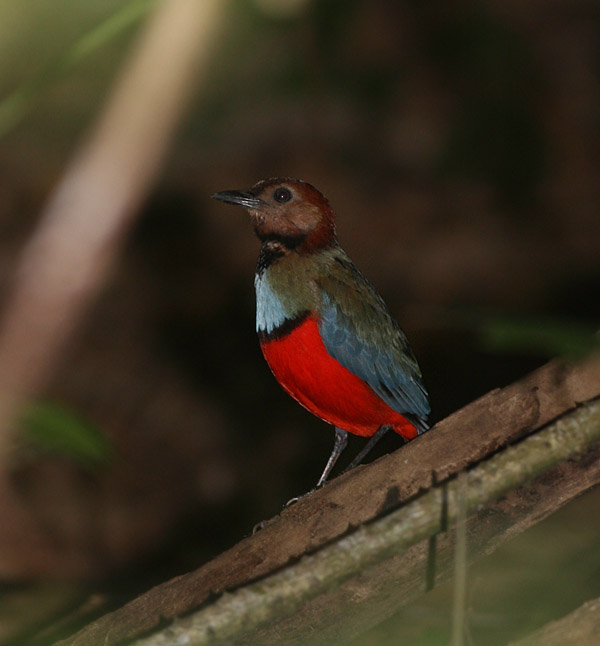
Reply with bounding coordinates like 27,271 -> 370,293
0,1 -> 598,644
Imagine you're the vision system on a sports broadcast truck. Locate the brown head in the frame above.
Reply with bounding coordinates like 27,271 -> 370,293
212,177 -> 337,253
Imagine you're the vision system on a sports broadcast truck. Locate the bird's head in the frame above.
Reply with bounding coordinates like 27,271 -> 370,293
212,177 -> 337,253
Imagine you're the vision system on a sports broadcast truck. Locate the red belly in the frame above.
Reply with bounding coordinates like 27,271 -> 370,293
260,315 -> 417,439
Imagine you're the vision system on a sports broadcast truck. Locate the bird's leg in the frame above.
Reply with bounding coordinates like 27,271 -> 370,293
285,427 -> 348,507
316,427 -> 348,488
342,424 -> 392,473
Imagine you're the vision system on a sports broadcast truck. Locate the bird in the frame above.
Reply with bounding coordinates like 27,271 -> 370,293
212,178 -> 430,494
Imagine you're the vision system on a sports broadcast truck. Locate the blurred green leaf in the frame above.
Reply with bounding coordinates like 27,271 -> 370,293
479,315 -> 599,359
0,0 -> 155,138
20,400 -> 111,467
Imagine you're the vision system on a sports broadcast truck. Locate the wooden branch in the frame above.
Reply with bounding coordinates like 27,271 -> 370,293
510,596 -> 600,646
131,399 -> 600,646
57,357 -> 600,646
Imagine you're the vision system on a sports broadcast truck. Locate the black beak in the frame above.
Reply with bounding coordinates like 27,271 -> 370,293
211,190 -> 265,209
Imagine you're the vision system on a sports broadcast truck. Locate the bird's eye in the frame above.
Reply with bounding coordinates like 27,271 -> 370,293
273,187 -> 292,203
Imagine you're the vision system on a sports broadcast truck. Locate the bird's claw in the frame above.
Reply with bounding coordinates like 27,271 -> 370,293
284,480 -> 329,508
252,514 -> 280,534
284,489 -> 313,508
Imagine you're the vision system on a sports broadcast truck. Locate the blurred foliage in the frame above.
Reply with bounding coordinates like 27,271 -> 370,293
424,3 -> 546,204
0,0 -> 154,138
19,400 -> 111,468
479,314 -> 599,360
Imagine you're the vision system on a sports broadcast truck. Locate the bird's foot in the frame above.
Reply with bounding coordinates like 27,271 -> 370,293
284,490 -> 313,508
252,514 -> 280,534
252,520 -> 268,534
284,480 -> 330,508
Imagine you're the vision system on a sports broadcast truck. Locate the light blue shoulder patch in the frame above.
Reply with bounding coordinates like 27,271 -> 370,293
255,273 -> 290,334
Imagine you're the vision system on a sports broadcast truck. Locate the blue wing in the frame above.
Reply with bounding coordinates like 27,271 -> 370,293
317,253 -> 430,433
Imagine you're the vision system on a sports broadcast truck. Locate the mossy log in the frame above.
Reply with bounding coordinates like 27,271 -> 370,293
58,357 -> 600,646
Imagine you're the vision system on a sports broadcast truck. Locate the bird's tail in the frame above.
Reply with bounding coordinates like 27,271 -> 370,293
406,413 -> 430,436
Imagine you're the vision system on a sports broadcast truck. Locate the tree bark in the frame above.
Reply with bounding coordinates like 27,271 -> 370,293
57,357 -> 600,646
509,596 -> 600,646
129,399 -> 600,646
